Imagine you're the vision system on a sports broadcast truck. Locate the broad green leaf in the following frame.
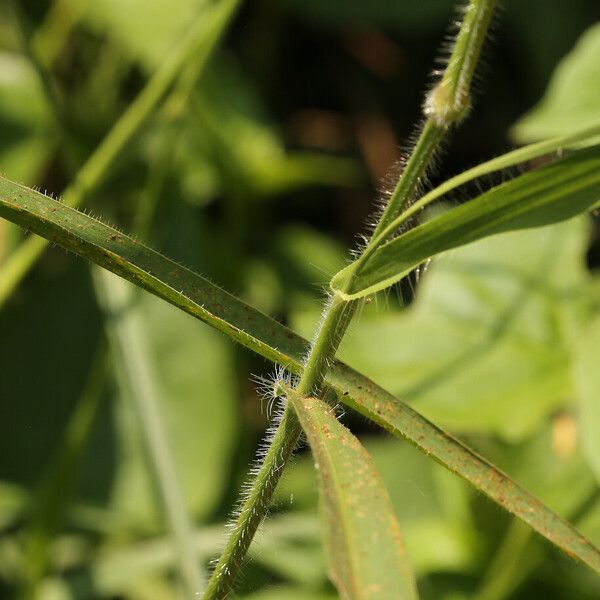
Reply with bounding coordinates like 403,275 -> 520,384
331,145 -> 600,300
287,391 -> 418,599
334,219 -> 588,440
573,314 -> 600,483
1,178 -> 600,574
512,22 -> 600,143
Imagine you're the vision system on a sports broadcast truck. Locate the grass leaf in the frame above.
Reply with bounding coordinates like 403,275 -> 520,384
336,219 -> 587,440
363,123 -> 600,255
287,390 -> 418,599
331,145 -> 600,299
1,177 -> 600,574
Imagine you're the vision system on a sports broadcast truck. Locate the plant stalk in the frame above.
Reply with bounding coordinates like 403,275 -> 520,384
203,1 -> 497,597
203,408 -> 301,600
203,294 -> 355,599
94,269 -> 204,598
372,119 -> 445,237
374,0 -> 496,239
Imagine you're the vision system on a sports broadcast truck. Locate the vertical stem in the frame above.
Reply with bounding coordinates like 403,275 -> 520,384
202,408 -> 302,600
202,1 -> 498,597
94,269 -> 203,598
372,120 -> 445,237
203,295 -> 356,599
374,0 -> 497,239
295,294 -> 357,395
425,0 -> 496,126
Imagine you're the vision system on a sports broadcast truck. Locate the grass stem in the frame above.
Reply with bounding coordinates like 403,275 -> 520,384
203,1 -> 497,596
203,294 -> 355,599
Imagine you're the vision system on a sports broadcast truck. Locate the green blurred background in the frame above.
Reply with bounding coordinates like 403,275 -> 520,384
2,0 -> 600,598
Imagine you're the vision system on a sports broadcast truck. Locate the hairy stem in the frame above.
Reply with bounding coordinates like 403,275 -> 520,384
424,0 -> 496,126
374,0 -> 497,239
202,407 -> 302,600
203,295 -> 355,599
295,294 -> 358,395
364,122 -> 600,259
203,1 -> 497,597
372,119 -> 446,238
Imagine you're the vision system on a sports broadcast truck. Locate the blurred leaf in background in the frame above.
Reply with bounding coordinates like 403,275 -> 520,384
0,50 -> 55,182
512,22 -> 600,142
68,0 -> 202,71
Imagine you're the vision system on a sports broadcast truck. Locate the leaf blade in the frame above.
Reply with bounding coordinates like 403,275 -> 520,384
1,177 -> 600,575
287,390 -> 418,599
326,361 -> 600,575
332,145 -> 600,299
